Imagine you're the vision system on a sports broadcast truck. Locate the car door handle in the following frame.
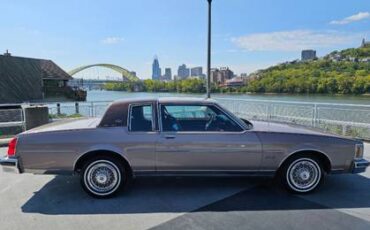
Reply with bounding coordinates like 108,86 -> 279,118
164,135 -> 176,139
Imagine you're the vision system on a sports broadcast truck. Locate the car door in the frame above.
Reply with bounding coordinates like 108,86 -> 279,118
156,103 -> 262,173
124,102 -> 159,172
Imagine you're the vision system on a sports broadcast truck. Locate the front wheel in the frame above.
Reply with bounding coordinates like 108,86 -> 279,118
280,156 -> 324,194
81,156 -> 126,198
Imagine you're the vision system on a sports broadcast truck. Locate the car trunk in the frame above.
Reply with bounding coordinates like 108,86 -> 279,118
23,118 -> 101,134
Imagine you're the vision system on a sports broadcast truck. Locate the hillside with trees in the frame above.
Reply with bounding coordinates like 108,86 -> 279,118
245,45 -> 370,94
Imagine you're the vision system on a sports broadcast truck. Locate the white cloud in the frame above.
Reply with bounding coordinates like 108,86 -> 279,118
101,36 -> 125,44
231,30 -> 363,52
330,12 -> 370,25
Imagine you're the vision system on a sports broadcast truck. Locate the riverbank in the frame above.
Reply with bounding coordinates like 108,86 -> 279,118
208,91 -> 370,97
86,90 -> 370,105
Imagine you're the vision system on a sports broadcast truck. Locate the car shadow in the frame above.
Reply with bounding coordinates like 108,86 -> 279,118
21,173 -> 370,215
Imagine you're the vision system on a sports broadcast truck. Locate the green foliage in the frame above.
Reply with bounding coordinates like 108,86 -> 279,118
246,58 -> 370,94
104,78 -> 206,93
103,82 -> 142,92
336,46 -> 370,59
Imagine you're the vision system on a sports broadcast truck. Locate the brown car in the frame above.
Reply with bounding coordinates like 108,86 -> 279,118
1,97 -> 368,198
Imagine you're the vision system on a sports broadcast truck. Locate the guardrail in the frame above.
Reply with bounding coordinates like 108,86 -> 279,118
46,98 -> 370,139
1,98 -> 370,140
215,97 -> 370,140
48,101 -> 112,119
0,107 -> 25,138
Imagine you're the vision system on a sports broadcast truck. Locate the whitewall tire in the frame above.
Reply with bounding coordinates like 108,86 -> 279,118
81,156 -> 125,198
281,156 -> 324,194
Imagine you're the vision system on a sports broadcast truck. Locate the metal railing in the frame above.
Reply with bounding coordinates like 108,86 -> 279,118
0,107 -> 25,138
47,101 -> 112,119
1,98 -> 370,140
215,97 -> 370,140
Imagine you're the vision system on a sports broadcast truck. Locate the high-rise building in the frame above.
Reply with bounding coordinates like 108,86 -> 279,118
177,64 -> 190,79
162,68 -> 172,81
210,68 -> 221,84
301,50 -> 317,61
190,67 -> 203,77
210,67 -> 234,84
152,56 -> 161,80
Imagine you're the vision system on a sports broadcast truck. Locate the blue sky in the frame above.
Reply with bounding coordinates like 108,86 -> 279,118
0,0 -> 369,79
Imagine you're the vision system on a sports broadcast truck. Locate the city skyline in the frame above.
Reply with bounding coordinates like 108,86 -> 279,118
151,56 -> 207,81
0,0 -> 369,79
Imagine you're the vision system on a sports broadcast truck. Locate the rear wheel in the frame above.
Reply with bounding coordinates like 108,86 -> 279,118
280,155 -> 324,194
80,156 -> 126,198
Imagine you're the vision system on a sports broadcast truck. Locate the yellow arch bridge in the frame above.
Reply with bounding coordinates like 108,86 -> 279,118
68,64 -> 139,82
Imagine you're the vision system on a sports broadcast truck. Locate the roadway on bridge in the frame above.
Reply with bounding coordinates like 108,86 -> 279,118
0,144 -> 370,230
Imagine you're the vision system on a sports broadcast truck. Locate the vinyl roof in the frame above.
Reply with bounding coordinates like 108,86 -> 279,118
111,97 -> 217,106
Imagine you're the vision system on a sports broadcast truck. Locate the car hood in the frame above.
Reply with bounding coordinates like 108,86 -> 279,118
23,118 -> 101,134
250,120 -> 348,138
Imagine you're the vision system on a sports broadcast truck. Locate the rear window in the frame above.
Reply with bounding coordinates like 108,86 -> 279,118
129,104 -> 153,132
99,103 -> 128,127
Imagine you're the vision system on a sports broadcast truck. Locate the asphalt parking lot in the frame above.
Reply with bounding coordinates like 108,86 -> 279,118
1,144 -> 370,230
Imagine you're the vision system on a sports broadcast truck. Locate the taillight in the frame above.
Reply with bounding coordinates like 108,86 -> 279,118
7,137 -> 17,157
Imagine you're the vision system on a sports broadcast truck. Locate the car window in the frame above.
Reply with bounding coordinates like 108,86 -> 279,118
129,104 -> 153,132
161,104 -> 243,132
165,105 -> 213,119
142,105 -> 153,120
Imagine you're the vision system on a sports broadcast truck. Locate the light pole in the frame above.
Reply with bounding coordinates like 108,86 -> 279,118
206,0 -> 212,98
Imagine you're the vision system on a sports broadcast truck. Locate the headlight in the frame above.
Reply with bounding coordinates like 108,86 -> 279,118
355,144 -> 364,159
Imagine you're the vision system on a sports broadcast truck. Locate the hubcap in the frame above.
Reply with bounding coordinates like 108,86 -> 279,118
84,160 -> 121,195
96,171 -> 109,184
287,158 -> 321,192
300,171 -> 310,180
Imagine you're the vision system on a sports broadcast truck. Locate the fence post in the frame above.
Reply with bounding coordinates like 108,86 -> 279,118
21,107 -> 26,132
57,103 -> 61,115
266,103 -> 271,121
90,102 -> 94,117
233,100 -> 237,115
271,104 -> 274,120
342,125 -> 347,136
312,104 -> 317,127
75,102 -> 79,114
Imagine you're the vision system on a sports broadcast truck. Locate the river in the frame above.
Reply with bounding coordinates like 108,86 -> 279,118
86,90 -> 370,105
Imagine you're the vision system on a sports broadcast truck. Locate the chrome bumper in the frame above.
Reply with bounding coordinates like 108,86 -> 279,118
0,156 -> 20,173
352,159 -> 370,174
